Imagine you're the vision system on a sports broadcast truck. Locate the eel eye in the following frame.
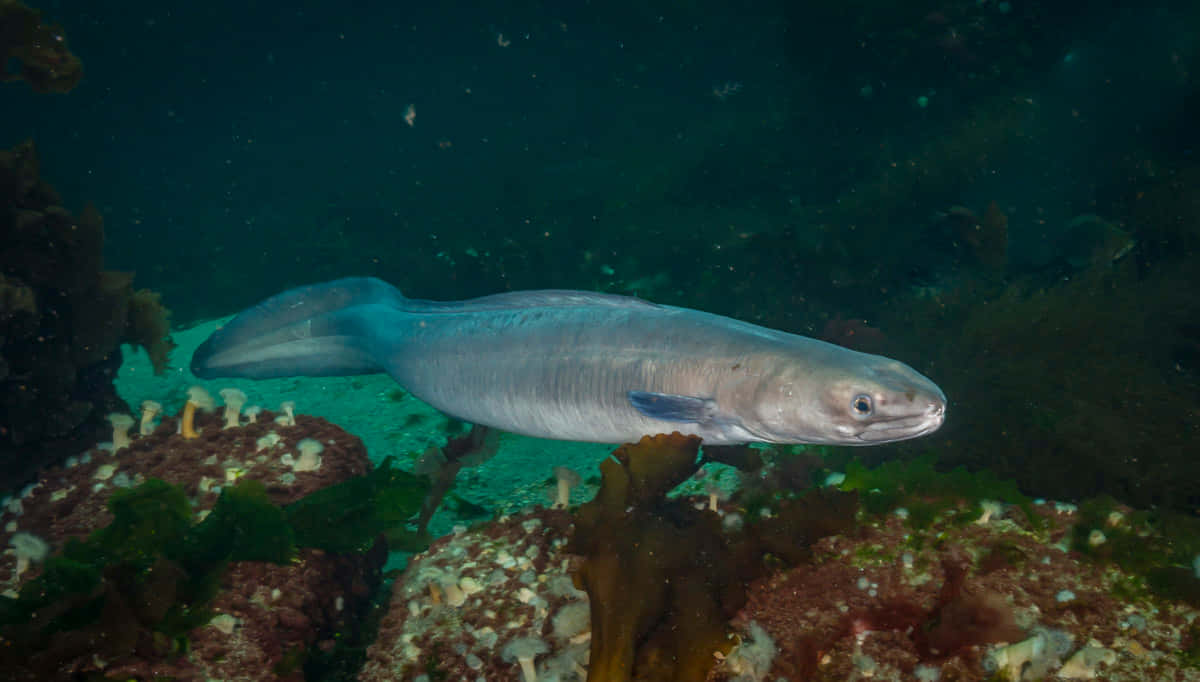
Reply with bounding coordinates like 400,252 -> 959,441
852,394 -> 873,416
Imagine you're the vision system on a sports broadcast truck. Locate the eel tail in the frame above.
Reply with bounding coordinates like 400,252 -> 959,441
190,277 -> 404,380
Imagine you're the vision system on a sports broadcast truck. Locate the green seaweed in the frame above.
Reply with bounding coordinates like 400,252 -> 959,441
1109,573 -> 1149,603
286,456 -> 430,554
1146,567 -> 1200,607
89,479 -> 192,563
839,454 -> 1040,530
1,479 -> 297,639
883,245 -> 1200,516
976,539 -> 1029,573
1180,622 -> 1200,669
1069,495 -> 1200,605
189,479 -> 295,565
0,482 -> 211,677
906,500 -> 942,530
0,457 -> 432,678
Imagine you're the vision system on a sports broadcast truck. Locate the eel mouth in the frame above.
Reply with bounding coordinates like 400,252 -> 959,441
855,401 -> 946,443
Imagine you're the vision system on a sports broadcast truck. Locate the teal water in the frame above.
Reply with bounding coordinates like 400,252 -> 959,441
4,1 -> 1200,678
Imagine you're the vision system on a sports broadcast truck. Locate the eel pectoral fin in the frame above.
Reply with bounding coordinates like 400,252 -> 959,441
627,391 -> 718,423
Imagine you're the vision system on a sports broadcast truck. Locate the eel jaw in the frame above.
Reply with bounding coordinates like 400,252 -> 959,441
853,399 -> 946,443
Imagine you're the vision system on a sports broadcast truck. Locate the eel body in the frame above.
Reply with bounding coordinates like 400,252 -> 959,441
191,277 -> 946,445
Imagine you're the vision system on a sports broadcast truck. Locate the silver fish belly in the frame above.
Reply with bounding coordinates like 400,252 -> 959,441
191,277 -> 946,445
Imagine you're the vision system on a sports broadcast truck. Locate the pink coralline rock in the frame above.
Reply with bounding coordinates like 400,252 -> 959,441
0,403 -> 384,681
710,501 -> 1200,682
360,476 -> 1200,682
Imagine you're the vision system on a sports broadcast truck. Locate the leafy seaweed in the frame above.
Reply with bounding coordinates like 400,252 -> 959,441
188,479 -> 295,565
1069,495 -> 1200,605
839,454 -> 1040,529
0,457 -> 433,678
286,457 -> 429,554
88,478 -> 192,564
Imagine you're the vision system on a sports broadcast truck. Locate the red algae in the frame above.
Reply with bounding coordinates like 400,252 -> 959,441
713,502 -> 1200,681
361,482 -> 1200,681
0,405 -> 382,681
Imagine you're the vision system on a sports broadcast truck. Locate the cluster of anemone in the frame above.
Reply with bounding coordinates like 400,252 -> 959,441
0,393 -> 378,679
98,386 -> 301,444
0,385 -> 319,573
362,511 -> 591,682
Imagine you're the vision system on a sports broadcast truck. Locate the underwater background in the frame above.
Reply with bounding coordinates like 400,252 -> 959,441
3,0 -> 1200,680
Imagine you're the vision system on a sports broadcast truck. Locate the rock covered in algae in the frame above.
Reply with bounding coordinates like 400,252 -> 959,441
713,497 -> 1200,682
365,434 -> 1200,682
363,433 -> 859,682
0,141 -> 175,495
360,508 -> 589,681
0,401 -> 383,681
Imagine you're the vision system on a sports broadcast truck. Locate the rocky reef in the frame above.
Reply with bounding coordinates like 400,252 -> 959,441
0,141 -> 176,495
726,498 -> 1198,681
0,0 -> 83,93
360,508 -> 584,681
0,397 -> 393,681
363,436 -> 1200,682
2,406 -> 1197,681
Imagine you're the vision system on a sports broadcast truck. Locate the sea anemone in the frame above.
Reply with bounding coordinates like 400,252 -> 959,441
706,480 -> 730,512
182,386 -> 215,439
976,499 -> 1006,524
501,636 -> 549,682
219,388 -> 247,429
9,531 -> 49,583
107,413 -> 135,450
139,400 -> 162,435
294,439 -> 324,472
552,466 -> 581,509
551,601 -> 590,642
277,400 -> 296,426
256,432 -> 282,452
